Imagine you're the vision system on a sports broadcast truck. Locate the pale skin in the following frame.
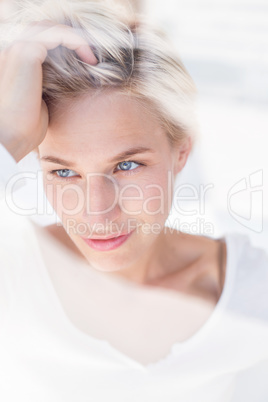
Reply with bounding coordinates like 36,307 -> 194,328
0,21 -> 227,364
38,91 -> 226,302
0,20 -> 98,162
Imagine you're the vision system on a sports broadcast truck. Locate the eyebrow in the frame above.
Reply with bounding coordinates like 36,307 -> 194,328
40,146 -> 155,167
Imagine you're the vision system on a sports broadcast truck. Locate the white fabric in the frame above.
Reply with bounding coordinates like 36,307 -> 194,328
0,208 -> 268,401
0,145 -> 58,225
0,143 -> 21,200
0,146 -> 268,401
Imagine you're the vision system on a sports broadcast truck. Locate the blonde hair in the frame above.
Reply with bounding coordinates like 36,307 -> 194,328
1,0 -> 198,146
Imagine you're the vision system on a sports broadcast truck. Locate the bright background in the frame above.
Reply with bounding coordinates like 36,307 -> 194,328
143,0 -> 268,249
1,0 -> 267,249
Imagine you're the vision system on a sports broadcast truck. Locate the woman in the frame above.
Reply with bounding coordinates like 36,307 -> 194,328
0,1 -> 267,401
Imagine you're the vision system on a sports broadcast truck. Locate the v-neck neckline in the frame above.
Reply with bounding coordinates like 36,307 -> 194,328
29,220 -> 234,372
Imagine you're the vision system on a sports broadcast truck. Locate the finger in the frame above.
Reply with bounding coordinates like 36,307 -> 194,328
27,24 -> 98,65
20,20 -> 56,41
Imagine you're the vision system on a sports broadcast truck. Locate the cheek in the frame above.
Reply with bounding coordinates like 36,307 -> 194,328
43,179 -> 85,220
43,179 -> 55,208
119,171 -> 173,220
143,172 -> 172,218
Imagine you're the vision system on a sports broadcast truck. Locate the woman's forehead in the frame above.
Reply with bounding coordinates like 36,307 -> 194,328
41,91 -> 170,157
47,91 -> 162,138
50,90 -> 146,115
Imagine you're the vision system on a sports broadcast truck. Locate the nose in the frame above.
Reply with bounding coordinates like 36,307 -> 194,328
82,173 -> 121,226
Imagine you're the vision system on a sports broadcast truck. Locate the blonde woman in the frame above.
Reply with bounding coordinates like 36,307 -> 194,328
0,1 -> 267,401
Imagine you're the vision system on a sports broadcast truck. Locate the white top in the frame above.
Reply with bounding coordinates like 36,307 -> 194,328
0,144 -> 268,402
0,144 -> 20,200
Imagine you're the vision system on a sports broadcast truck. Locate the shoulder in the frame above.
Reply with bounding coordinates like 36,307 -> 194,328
224,232 -> 268,321
169,230 -> 225,274
225,232 -> 268,275
161,229 -> 225,302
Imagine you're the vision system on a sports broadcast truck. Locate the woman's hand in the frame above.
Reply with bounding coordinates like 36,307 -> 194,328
0,21 -> 97,162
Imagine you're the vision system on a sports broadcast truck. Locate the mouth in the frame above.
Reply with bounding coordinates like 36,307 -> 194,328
82,230 -> 135,251
86,232 -> 131,240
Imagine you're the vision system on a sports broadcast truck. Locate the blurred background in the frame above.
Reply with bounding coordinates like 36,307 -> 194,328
1,0 -> 267,249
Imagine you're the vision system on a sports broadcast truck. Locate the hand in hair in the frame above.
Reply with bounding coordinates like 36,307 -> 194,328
0,20 -> 97,163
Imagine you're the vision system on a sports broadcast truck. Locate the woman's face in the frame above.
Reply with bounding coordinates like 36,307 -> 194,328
38,91 -> 191,273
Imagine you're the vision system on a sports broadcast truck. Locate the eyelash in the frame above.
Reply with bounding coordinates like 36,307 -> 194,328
47,160 -> 145,180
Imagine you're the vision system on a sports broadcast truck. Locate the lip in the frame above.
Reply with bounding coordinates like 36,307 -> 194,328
82,230 -> 135,251
85,232 -> 131,240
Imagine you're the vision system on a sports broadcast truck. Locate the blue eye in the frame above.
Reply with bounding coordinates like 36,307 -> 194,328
53,169 -> 78,178
117,161 -> 140,171
48,161 -> 144,179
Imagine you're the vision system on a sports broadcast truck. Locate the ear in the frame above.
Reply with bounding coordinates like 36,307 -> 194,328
173,136 -> 192,175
